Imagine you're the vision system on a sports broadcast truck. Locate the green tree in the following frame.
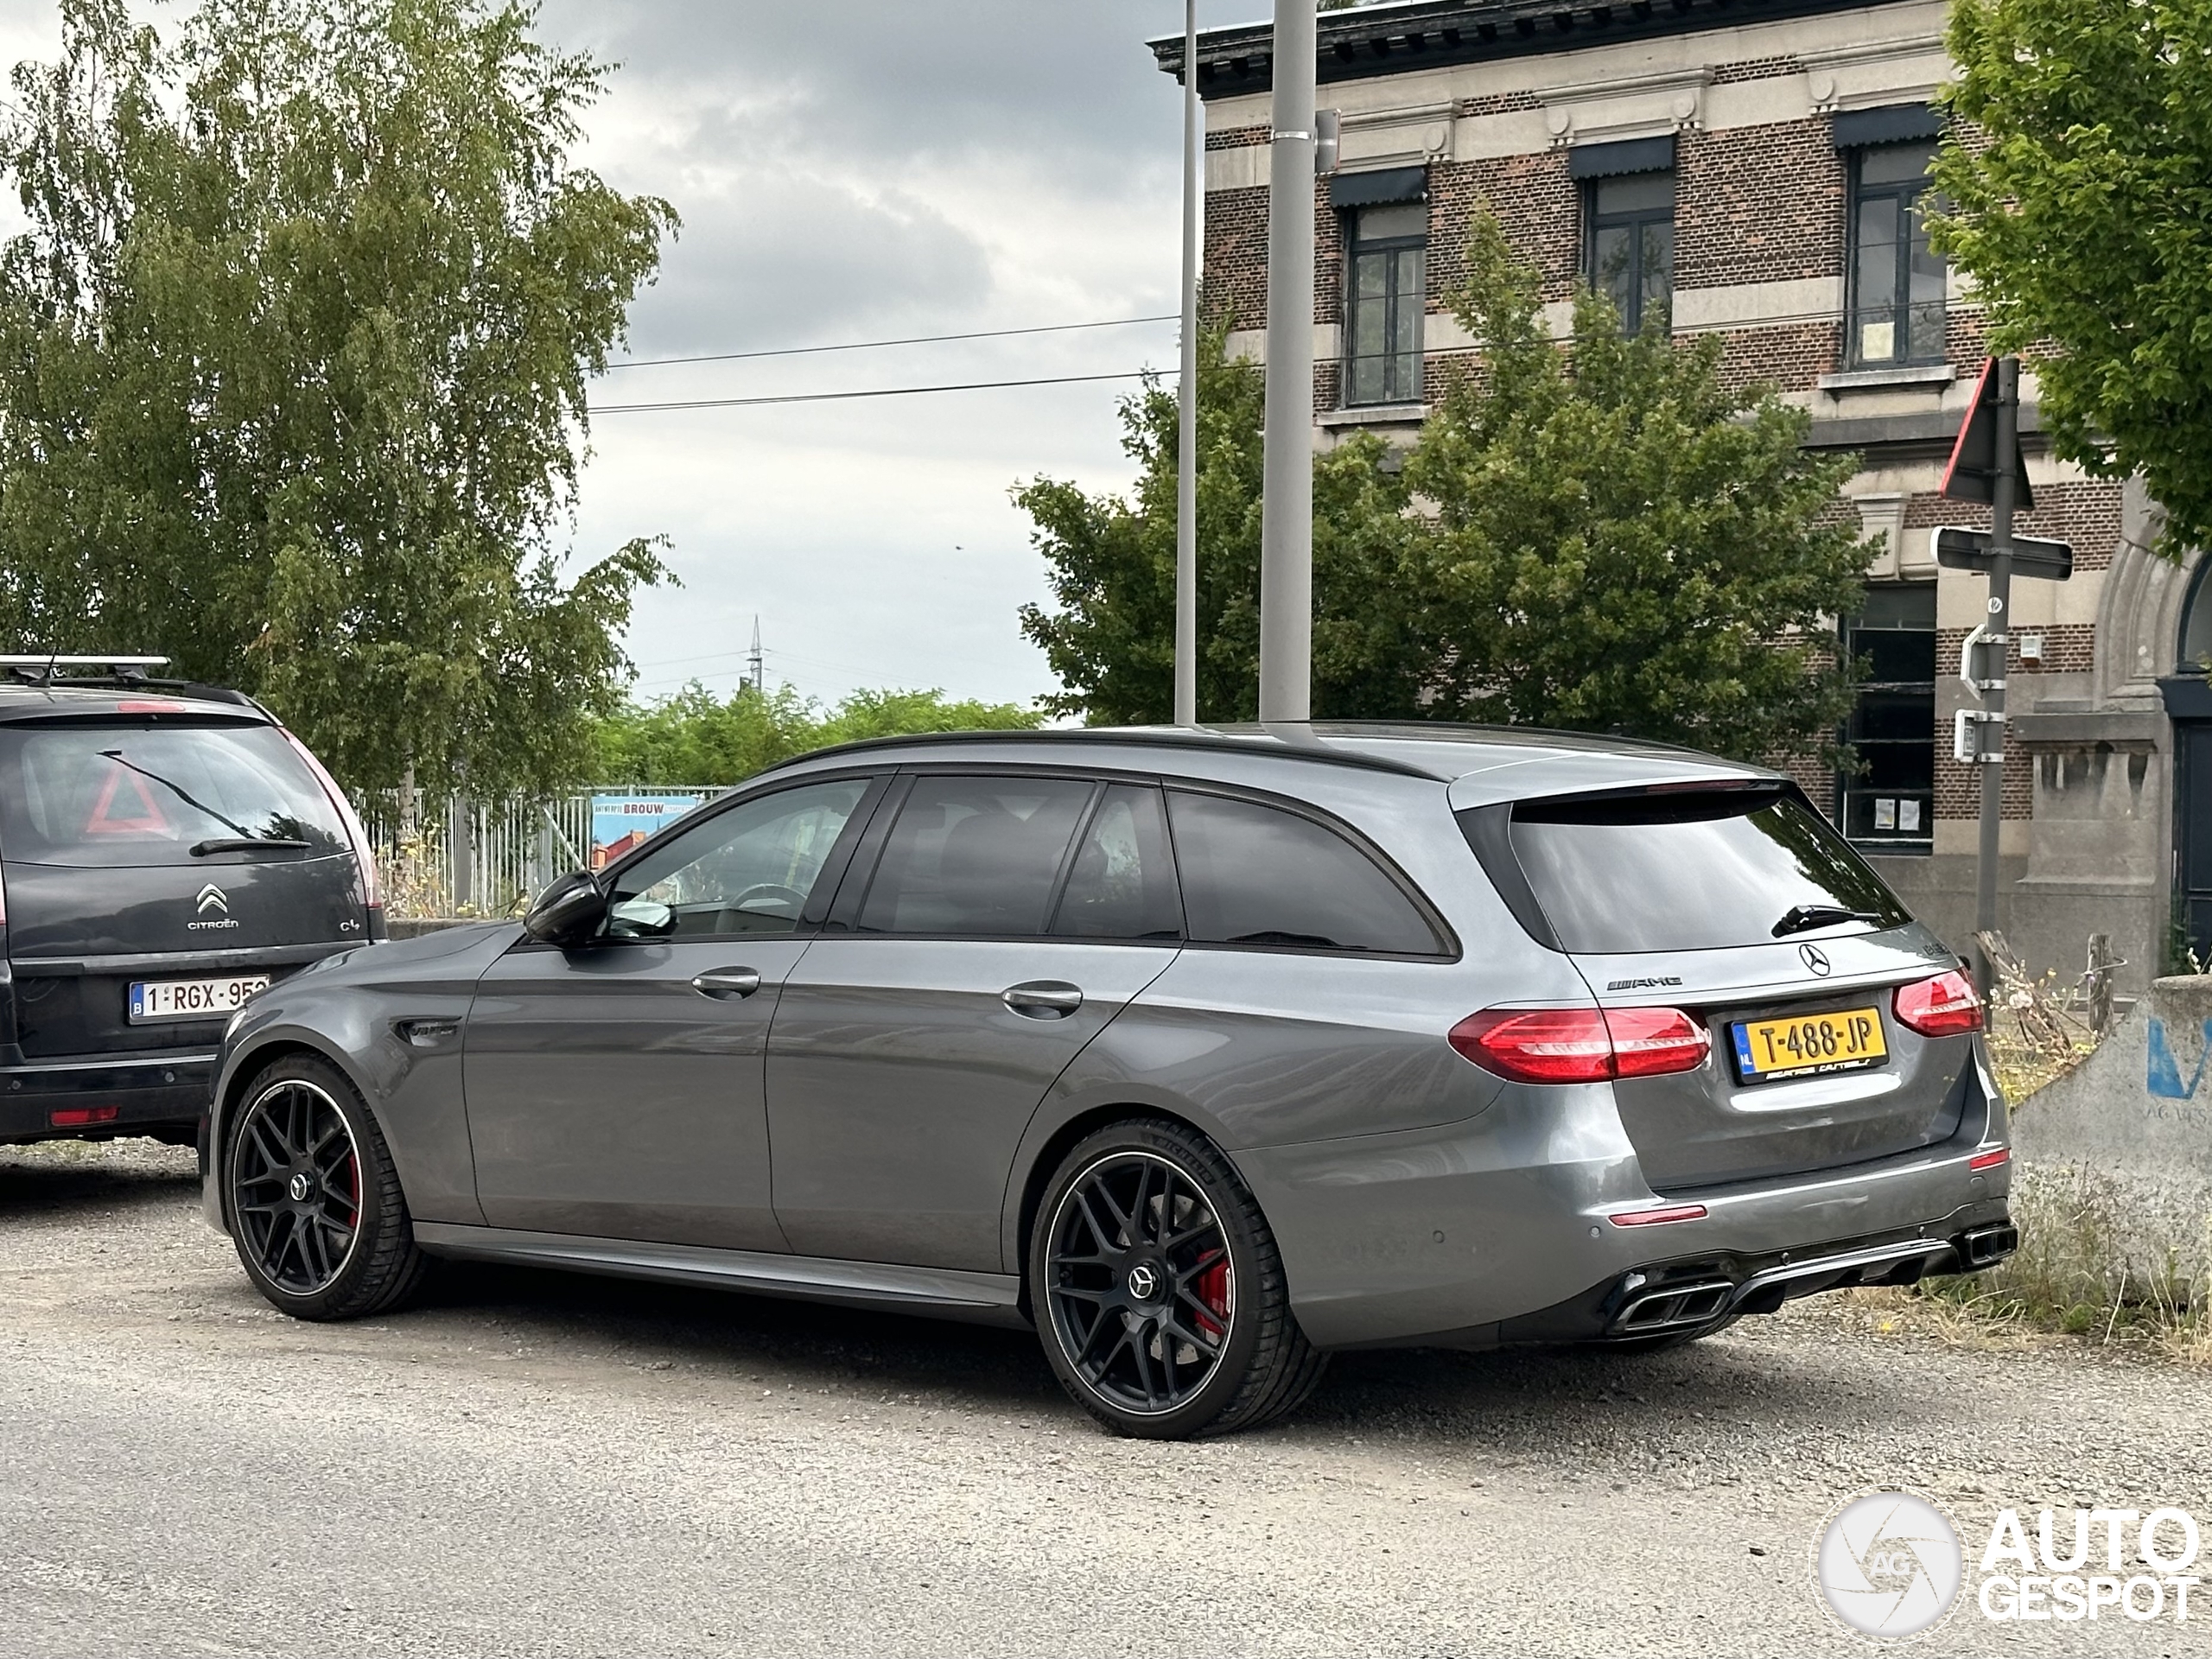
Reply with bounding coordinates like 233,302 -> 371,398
1015,327 -> 1427,723
1402,212 -> 1870,759
590,684 -> 1042,786
1934,0 -> 2212,552
0,0 -> 675,798
1017,224 -> 1869,762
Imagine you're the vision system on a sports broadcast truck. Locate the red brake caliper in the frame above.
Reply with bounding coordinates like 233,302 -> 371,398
1194,1252 -> 1230,1338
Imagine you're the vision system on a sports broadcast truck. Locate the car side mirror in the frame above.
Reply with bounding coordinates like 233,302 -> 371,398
523,869 -> 608,947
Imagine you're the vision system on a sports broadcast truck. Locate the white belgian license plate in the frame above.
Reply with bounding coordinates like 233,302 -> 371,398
127,975 -> 272,1023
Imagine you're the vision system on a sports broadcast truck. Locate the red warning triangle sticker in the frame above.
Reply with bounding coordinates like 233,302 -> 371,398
84,764 -> 170,836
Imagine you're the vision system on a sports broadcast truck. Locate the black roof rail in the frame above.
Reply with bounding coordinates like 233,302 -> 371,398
0,670 -> 260,709
749,724 -> 1453,782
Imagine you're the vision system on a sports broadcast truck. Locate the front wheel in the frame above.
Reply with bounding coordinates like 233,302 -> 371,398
226,1054 -> 429,1320
1029,1119 -> 1325,1439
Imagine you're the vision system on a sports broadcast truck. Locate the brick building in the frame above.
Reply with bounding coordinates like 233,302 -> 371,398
1154,0 -> 2193,995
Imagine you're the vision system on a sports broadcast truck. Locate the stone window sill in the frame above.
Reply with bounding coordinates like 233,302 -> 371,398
1816,365 -> 1957,394
1317,403 -> 1429,428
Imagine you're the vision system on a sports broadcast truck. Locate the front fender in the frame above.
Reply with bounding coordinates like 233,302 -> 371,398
202,940 -> 501,1234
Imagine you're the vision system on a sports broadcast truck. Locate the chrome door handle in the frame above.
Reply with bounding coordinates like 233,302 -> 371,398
1002,981 -> 1084,1019
691,968 -> 763,999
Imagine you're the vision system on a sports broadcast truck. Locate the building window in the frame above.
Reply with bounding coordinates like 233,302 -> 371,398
1847,140 -> 1945,367
1585,171 -> 1675,334
1344,200 -> 1424,406
1839,582 -> 1937,854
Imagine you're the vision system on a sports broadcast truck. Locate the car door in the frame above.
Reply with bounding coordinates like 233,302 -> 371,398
464,773 -> 882,1249
766,774 -> 1184,1270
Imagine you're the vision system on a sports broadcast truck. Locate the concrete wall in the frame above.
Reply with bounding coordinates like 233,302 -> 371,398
2009,976 -> 2212,1261
1873,852 -> 2164,1000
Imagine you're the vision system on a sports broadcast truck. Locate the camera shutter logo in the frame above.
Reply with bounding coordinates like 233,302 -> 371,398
1815,1490 -> 1962,1637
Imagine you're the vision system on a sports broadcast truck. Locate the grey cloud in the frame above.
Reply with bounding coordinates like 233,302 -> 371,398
618,168 -> 997,359
542,0 -> 1198,181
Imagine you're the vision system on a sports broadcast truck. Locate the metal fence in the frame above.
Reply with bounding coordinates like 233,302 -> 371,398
362,788 -> 734,920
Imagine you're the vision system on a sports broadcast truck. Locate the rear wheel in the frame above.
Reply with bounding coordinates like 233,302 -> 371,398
226,1054 -> 428,1320
1029,1119 -> 1325,1439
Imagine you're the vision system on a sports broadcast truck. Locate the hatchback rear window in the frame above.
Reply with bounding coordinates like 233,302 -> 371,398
0,721 -> 347,868
1503,787 -> 1910,954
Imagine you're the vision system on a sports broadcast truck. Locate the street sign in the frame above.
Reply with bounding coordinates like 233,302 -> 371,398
1934,525 -> 2073,582
1941,357 -> 2036,512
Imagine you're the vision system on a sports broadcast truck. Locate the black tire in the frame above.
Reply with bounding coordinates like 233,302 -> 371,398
225,1053 -> 429,1321
1029,1118 -> 1326,1440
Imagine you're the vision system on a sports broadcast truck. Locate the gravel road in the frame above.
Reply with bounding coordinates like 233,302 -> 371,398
5,1138 -> 2208,1658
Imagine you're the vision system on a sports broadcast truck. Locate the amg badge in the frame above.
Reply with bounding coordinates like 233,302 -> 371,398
1606,976 -> 1684,993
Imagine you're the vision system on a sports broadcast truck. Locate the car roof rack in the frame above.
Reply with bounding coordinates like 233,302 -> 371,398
0,654 -> 171,683
0,655 -> 261,710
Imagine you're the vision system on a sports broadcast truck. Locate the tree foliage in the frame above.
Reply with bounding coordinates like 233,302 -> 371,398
0,0 -> 676,797
1015,330 -> 1428,723
1935,0 -> 2212,552
1016,214 -> 1870,762
589,684 -> 1042,786
1402,213 -> 1869,757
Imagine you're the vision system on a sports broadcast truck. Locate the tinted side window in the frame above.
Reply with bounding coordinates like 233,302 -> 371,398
1506,788 -> 1912,953
605,778 -> 869,939
1166,790 -> 1444,956
859,775 -> 1092,937
1051,785 -> 1183,941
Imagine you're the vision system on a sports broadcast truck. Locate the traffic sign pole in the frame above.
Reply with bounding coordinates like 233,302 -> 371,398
1973,357 -> 2020,999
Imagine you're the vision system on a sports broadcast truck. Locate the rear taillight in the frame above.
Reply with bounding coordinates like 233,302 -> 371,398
1450,1006 -> 1711,1084
1894,969 -> 1981,1038
50,1106 -> 119,1128
279,727 -> 379,912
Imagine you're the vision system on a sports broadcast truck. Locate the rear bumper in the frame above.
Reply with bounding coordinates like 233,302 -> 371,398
0,1050 -> 214,1141
1487,1211 -> 2015,1347
1236,1061 -> 2011,1350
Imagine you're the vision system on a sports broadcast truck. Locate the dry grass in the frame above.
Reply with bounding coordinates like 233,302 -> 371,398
1889,1165 -> 2212,1363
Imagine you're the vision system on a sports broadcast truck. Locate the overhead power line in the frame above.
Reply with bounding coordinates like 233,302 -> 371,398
588,369 -> 1156,416
606,314 -> 1179,372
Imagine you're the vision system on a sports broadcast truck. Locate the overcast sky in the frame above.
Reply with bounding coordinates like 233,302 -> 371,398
0,0 -> 1236,710
528,0 -> 1226,709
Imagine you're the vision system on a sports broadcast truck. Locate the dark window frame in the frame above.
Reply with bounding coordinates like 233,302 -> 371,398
1341,202 -> 1427,409
1845,142 -> 1947,369
813,764 -> 1459,959
1834,582 -> 1938,856
1582,170 -> 1676,336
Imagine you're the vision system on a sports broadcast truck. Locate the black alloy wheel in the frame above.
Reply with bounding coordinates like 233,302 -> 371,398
1046,1151 -> 1234,1415
233,1077 -> 362,1294
1030,1118 -> 1326,1439
226,1054 -> 429,1320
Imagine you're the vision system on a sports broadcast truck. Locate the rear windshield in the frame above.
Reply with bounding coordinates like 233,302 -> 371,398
0,721 -> 347,868
1505,788 -> 1910,954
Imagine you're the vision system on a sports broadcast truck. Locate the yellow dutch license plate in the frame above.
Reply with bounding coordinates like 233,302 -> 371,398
1731,1007 -> 1888,1084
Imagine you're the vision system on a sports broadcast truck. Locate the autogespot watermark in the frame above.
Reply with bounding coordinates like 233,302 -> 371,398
1814,1491 -> 2207,1637
1815,1490 -> 1964,1637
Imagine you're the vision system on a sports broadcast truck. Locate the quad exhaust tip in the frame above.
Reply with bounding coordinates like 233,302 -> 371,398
1958,1223 -> 2018,1268
1614,1279 -> 1734,1334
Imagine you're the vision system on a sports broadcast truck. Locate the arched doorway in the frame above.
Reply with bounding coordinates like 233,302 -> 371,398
2166,560 -> 2212,959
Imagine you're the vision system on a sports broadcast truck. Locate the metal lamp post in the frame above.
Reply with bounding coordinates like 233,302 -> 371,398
1174,0 -> 1202,728
1256,0 -> 1317,724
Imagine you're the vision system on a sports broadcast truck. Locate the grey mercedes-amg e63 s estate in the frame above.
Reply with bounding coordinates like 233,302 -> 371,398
203,725 -> 2017,1438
